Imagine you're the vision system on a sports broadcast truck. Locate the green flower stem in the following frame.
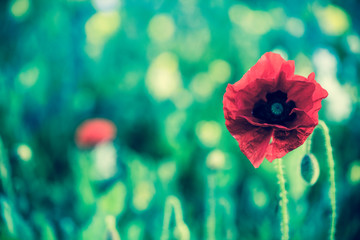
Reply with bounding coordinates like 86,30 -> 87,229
304,120 -> 337,240
218,198 -> 236,239
105,215 -> 121,240
161,196 -> 190,240
206,174 -> 216,240
317,120 -> 337,240
0,137 -> 15,202
276,158 -> 289,240
306,132 -> 313,155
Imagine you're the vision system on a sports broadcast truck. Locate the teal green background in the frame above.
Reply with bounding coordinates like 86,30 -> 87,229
0,0 -> 360,239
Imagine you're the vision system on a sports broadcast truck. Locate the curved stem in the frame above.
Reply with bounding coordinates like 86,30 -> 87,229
161,196 -> 177,240
105,215 -> 121,240
306,132 -> 313,155
317,120 -> 336,240
276,158 -> 289,240
161,196 -> 190,240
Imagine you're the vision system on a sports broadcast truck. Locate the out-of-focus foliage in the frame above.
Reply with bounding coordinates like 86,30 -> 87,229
0,0 -> 360,239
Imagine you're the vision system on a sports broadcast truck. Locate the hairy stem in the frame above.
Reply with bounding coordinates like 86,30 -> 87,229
317,120 -> 336,240
276,158 -> 289,240
306,132 -> 313,155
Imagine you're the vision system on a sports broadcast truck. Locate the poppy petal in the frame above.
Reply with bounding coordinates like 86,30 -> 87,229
233,52 -> 287,91
306,72 -> 329,121
280,60 -> 295,79
223,84 -> 242,120
240,109 -> 316,131
225,117 -> 273,168
285,80 -> 316,110
265,127 -> 314,162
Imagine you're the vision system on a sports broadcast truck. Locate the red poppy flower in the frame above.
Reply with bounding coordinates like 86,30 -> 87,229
76,118 -> 117,148
223,52 -> 328,168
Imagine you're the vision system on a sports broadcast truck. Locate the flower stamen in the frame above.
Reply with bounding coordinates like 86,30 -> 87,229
271,103 -> 284,116
252,90 -> 296,125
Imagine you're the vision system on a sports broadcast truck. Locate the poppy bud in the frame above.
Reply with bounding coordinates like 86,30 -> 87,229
300,154 -> 320,185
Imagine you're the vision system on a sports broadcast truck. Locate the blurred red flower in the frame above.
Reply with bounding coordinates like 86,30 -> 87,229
223,52 -> 328,168
76,118 -> 117,148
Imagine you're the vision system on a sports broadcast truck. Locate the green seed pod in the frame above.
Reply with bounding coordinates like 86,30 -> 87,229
301,154 -> 320,185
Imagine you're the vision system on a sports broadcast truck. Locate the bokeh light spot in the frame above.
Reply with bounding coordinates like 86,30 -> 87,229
206,149 -> 226,170
119,71 -> 142,90
91,0 -> 121,12
196,121 -> 222,147
85,11 -> 121,46
313,48 -> 337,75
208,60 -> 232,84
16,144 -> 32,162
158,161 -> 177,183
18,65 -> 39,88
92,142 -> 117,180
315,5 -> 350,36
132,181 -> 155,211
229,5 -> 249,26
325,80 -> 352,122
171,89 -> 193,109
165,111 -> 186,147
10,0 -> 30,18
179,27 -> 210,62
313,48 -> 352,122
294,53 -> 313,76
148,14 -> 175,42
229,4 -> 273,35
286,18 -> 305,37
145,52 -> 182,101
126,221 -> 144,240
348,161 -> 360,184
252,189 -> 268,208
190,73 -> 216,101
346,35 -> 360,53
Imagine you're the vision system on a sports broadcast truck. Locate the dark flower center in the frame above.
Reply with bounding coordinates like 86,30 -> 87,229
252,90 -> 296,125
271,102 -> 283,115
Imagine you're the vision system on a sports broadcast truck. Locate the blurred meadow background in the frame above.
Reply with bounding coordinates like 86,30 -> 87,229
1,0 -> 360,239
